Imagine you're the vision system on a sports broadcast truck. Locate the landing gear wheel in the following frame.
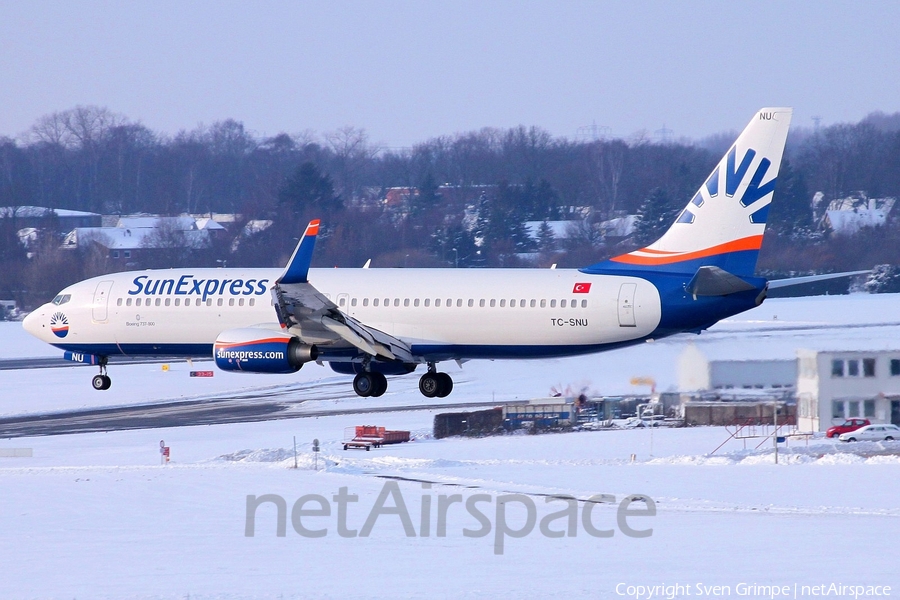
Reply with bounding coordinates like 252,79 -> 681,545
370,372 -> 388,397
92,374 -> 111,391
436,372 -> 453,398
353,372 -> 375,397
419,373 -> 440,398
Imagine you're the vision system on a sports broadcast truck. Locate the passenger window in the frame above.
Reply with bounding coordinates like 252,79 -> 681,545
520,299 -> 526,307
385,298 -> 390,306
500,299 -> 506,307
435,299 -> 441,307
550,300 -> 556,308
250,299 -> 256,307
373,298 -> 379,307
414,299 -> 419,307
228,298 -> 234,306
363,298 -> 369,307
530,299 -> 536,308
136,298 -> 142,307
207,299 -> 213,307
456,299 -> 462,307
510,299 -> 516,307
541,299 -> 546,308
560,299 -> 567,308
216,298 -> 222,307
581,299 -> 587,308
479,299 -> 485,307
165,298 -> 171,306
126,298 -> 133,306
117,298 -> 123,306
351,298 -> 357,307
174,298 -> 180,307
404,299 -> 410,307
394,299 -> 400,307
339,297 -> 346,307
490,299 -> 496,307
238,298 -> 244,306
424,299 -> 430,307
468,299 -> 474,307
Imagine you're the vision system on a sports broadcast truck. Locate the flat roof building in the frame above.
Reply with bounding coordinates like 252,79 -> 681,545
797,349 -> 900,432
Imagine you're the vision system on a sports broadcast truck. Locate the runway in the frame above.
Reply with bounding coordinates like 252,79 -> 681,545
0,378 -> 518,438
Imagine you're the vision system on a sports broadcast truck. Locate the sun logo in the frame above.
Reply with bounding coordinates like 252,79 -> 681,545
50,312 -> 69,338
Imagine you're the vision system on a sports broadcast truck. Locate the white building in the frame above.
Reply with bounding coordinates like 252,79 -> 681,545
678,345 -> 797,392
796,349 -> 900,432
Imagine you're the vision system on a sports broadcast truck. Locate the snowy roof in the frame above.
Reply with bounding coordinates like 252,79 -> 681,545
599,215 -> 637,237
524,220 -> 580,240
242,219 -> 273,235
825,209 -> 888,235
117,216 -> 198,230
66,227 -> 210,250
194,217 -> 226,231
0,206 -> 100,219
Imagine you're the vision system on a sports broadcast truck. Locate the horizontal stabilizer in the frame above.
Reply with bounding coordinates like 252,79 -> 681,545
686,266 -> 757,297
767,270 -> 870,289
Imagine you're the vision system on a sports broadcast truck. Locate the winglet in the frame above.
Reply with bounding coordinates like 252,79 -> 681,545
277,220 -> 320,284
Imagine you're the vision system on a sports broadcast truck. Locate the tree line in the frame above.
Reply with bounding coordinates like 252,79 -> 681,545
2,105 -> 900,308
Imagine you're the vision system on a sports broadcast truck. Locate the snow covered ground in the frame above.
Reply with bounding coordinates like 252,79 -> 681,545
2,294 -> 899,599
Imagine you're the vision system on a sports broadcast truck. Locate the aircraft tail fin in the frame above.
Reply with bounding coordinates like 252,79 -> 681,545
583,107 -> 793,278
277,220 -> 320,284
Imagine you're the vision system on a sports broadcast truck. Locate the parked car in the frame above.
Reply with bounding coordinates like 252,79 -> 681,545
838,423 -> 900,442
827,418 -> 870,438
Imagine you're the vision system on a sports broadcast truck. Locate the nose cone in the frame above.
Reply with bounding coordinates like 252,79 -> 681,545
22,307 -> 46,340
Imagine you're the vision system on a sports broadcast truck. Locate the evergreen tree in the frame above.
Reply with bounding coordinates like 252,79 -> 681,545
633,187 -> 679,246
864,264 -> 900,293
769,158 -> 814,237
278,162 -> 342,217
537,220 -> 556,252
411,171 -> 440,215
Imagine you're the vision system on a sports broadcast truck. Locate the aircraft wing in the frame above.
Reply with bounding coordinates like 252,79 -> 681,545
271,220 -> 415,363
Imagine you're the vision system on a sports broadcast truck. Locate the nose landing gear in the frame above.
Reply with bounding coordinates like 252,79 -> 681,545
91,357 -> 111,390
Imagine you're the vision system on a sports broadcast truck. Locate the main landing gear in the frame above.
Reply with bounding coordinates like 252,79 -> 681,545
91,357 -> 111,391
352,371 -> 388,398
419,366 -> 453,398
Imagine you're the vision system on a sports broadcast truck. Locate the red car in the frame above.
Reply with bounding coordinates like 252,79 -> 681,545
827,418 -> 870,438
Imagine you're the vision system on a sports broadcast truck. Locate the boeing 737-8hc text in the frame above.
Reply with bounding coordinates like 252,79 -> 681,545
26,108 -> 811,397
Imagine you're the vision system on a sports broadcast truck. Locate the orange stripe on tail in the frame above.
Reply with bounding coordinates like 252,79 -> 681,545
611,235 -> 764,266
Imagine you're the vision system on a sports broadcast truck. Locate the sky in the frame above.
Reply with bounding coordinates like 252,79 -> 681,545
2,1 -> 900,148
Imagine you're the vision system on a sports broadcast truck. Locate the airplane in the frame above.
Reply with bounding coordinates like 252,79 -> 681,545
21,107 -> 864,398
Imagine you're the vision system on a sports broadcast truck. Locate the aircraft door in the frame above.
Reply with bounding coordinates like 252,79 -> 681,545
617,283 -> 637,327
92,280 -> 114,323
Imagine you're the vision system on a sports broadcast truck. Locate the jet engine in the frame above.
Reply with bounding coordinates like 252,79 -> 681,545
213,328 -> 318,374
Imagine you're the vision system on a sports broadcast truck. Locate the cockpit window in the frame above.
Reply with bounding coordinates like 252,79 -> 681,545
52,294 -> 71,306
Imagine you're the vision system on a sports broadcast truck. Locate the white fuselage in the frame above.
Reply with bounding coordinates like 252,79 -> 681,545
25,267 -> 662,361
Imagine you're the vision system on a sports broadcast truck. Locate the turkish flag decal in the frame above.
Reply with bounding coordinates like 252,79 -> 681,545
573,282 -> 592,293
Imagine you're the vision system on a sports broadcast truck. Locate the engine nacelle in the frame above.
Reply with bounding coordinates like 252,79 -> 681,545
213,328 -> 318,374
